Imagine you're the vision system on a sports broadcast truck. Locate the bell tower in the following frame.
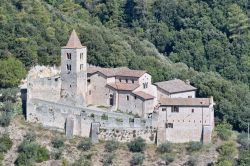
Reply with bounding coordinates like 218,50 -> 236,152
60,30 -> 87,106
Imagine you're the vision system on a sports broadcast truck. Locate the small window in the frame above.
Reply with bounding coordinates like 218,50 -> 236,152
69,84 -> 71,87
127,95 -> 129,101
67,64 -> 71,71
171,106 -> 179,113
80,64 -> 84,70
67,53 -> 71,59
134,96 -> 137,100
87,79 -> 91,83
126,79 -> 128,83
132,80 -> 134,84
165,123 -> 173,128
89,90 -> 91,95
162,108 -> 166,111
192,109 -> 194,113
119,78 -> 121,82
80,53 -> 84,59
188,96 -> 192,98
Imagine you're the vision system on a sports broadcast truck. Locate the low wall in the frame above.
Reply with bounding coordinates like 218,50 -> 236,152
27,98 -> 158,143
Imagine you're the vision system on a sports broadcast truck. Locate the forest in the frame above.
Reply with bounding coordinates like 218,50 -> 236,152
0,0 -> 250,133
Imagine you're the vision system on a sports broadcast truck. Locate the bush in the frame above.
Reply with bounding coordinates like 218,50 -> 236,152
127,137 -> 146,153
237,132 -> 250,149
238,148 -> 250,165
14,152 -> 33,166
72,156 -> 91,166
185,156 -> 198,166
161,153 -> 175,165
131,153 -> 144,165
217,141 -> 237,162
216,123 -> 232,141
0,134 -> 13,153
105,140 -> 119,152
36,145 -> 50,162
24,131 -> 36,142
186,142 -> 203,152
157,142 -> 173,154
77,138 -> 92,151
51,137 -> 64,148
103,153 -> 115,166
0,112 -> 11,127
51,149 -> 63,160
214,160 -> 232,166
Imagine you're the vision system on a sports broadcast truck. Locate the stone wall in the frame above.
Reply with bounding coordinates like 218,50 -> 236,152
27,98 -> 158,143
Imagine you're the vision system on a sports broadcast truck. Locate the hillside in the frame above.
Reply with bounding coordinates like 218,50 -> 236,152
0,0 -> 250,165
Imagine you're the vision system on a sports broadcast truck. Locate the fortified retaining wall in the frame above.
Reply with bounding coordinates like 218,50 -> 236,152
27,98 -> 158,143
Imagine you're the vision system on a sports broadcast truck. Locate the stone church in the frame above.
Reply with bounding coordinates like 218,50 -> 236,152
24,30 -> 214,144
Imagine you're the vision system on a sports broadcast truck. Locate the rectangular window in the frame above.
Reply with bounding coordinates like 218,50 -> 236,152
165,123 -> 173,128
126,79 -> 128,83
67,64 -> 71,71
192,109 -> 194,113
132,80 -> 134,84
127,95 -> 129,101
119,78 -> 121,82
80,53 -> 84,60
80,64 -> 84,70
87,79 -> 91,83
162,108 -> 167,111
89,90 -> 91,95
67,53 -> 71,59
171,106 -> 179,113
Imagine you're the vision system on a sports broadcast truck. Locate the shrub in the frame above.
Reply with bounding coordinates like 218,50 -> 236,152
18,141 -> 38,159
72,157 -> 91,166
51,137 -> 64,148
217,141 -> 237,162
214,160 -> 233,166
238,148 -> 250,166
24,131 -> 36,142
161,153 -> 175,165
186,142 -> 203,152
157,142 -> 173,154
103,153 -> 115,166
14,153 -> 33,166
0,112 -> 11,127
237,132 -> 250,149
185,156 -> 198,166
105,140 -> 119,152
216,123 -> 232,141
101,113 -> 108,120
77,138 -> 92,151
131,153 -> 144,165
51,149 -> 63,160
0,134 -> 13,153
127,137 -> 146,153
36,146 -> 50,162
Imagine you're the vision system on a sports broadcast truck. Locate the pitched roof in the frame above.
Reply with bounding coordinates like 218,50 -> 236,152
107,83 -> 140,91
159,98 -> 211,106
63,30 -> 85,49
87,66 -> 146,78
133,91 -> 155,100
154,79 -> 197,94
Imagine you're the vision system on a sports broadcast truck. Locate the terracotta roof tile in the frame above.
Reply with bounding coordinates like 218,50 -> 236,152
133,91 -> 155,100
159,98 -> 211,106
107,83 -> 139,91
155,79 -> 197,94
87,66 -> 146,78
63,30 -> 85,49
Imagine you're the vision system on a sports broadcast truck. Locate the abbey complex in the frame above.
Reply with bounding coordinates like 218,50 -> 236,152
22,30 -> 214,144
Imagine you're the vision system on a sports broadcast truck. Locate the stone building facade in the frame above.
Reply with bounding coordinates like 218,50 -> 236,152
24,30 -> 214,144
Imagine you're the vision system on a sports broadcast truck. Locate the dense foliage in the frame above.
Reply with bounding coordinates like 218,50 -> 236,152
0,0 -> 250,132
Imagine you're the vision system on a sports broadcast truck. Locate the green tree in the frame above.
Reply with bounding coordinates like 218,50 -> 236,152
227,4 -> 249,39
0,57 -> 26,88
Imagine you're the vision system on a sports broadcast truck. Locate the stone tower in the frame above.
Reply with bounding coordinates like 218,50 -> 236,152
60,30 -> 87,106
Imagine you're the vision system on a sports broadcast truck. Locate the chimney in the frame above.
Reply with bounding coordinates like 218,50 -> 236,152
209,96 -> 214,105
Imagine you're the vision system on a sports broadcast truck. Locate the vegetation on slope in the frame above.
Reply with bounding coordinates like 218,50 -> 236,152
0,0 -> 250,133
